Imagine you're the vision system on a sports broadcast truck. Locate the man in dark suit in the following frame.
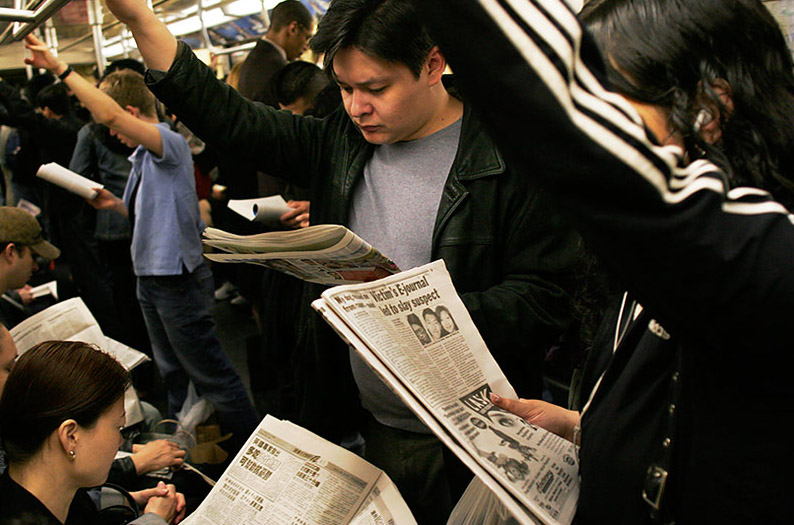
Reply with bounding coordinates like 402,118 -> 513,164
237,0 -> 315,107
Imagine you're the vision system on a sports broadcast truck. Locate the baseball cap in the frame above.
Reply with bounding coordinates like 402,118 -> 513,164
0,207 -> 60,260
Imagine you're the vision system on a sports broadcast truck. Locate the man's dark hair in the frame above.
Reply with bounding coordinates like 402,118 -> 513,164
310,0 -> 434,78
103,58 -> 146,80
270,0 -> 314,31
23,72 -> 55,105
272,60 -> 329,107
35,83 -> 73,117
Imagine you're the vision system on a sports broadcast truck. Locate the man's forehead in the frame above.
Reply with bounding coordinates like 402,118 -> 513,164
332,47 -> 411,84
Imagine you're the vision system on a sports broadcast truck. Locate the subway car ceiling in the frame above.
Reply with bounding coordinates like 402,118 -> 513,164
0,0 -> 328,77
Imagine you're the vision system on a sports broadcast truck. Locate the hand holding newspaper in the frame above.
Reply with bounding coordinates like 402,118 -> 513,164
203,224 -> 400,285
9,297 -> 151,428
36,162 -> 103,199
312,260 -> 579,525
181,415 -> 416,525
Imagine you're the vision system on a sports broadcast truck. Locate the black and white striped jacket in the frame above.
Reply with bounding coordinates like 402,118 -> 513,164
414,1 -> 794,523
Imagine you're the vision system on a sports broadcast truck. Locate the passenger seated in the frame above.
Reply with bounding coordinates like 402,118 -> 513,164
0,338 -> 185,524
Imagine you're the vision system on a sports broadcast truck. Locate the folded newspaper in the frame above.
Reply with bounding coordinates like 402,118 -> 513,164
181,415 -> 416,525
227,195 -> 293,225
202,224 -> 400,285
311,260 -> 580,525
9,297 -> 150,428
36,162 -> 103,199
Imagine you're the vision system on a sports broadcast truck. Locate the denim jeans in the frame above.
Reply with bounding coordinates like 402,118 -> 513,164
136,262 -> 259,451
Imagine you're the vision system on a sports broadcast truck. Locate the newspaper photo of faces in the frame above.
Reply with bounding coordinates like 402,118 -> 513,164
406,304 -> 459,346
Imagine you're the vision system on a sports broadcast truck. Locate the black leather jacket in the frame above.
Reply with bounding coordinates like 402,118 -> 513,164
148,42 -> 583,439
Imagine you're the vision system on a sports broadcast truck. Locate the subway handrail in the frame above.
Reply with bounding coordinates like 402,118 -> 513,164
0,0 -> 73,44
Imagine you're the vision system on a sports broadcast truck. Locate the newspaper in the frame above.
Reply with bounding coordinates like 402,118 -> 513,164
311,260 -> 579,525
182,415 -> 416,525
227,195 -> 293,225
36,162 -> 103,200
203,224 -> 400,285
30,280 -> 58,300
9,297 -> 151,428
16,198 -> 41,217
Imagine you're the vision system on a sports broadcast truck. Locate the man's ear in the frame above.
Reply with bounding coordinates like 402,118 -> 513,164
286,20 -> 300,35
425,46 -> 446,86
124,105 -> 140,119
696,78 -> 734,144
0,243 -> 14,263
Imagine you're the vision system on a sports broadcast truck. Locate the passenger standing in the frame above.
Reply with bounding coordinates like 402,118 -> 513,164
99,0 -> 584,520
237,0 -> 315,106
410,0 -> 794,522
21,44 -> 259,456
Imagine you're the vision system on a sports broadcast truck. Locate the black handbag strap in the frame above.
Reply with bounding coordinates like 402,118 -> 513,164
95,483 -> 140,525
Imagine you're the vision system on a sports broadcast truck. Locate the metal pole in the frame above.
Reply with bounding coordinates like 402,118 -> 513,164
7,0 -> 74,42
0,8 -> 36,22
197,0 -> 216,53
44,18 -> 57,54
260,0 -> 270,31
88,0 -> 106,77
121,28 -> 130,58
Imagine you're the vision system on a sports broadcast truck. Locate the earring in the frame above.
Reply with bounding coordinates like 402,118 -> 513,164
68,450 -> 76,461
693,109 -> 713,133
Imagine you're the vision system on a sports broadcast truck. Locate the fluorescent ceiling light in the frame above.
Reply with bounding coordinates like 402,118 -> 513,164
102,43 -> 125,58
223,0 -> 262,16
167,16 -> 203,36
202,7 -> 234,26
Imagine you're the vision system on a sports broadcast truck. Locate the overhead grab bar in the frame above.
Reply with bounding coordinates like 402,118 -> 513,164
0,7 -> 37,22
0,0 -> 73,44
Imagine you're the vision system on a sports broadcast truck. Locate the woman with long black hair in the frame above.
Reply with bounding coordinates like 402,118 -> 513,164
410,0 -> 794,522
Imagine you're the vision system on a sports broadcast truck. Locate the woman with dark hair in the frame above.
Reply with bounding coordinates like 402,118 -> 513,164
580,0 -> 794,207
435,0 -> 794,522
435,305 -> 458,334
0,341 -> 184,524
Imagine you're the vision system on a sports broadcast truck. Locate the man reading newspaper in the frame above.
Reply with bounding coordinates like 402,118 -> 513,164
98,0 -> 583,519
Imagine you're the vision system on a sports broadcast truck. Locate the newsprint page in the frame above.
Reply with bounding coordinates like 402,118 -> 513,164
182,415 -> 416,525
203,224 -> 399,285
312,260 -> 579,525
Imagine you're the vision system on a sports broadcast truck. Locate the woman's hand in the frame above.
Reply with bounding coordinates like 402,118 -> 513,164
131,439 -> 186,475
23,34 -> 66,75
490,393 -> 580,443
138,482 -> 186,523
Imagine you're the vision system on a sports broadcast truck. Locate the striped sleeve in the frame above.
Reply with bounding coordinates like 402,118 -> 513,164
414,0 -> 794,349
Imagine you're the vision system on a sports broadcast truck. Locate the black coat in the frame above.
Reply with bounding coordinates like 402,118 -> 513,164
148,43 -> 583,440
236,39 -> 287,107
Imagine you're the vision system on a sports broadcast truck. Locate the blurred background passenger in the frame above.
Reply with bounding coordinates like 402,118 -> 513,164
0,75 -> 126,342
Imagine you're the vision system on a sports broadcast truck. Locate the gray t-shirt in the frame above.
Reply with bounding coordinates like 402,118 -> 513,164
348,118 -> 462,433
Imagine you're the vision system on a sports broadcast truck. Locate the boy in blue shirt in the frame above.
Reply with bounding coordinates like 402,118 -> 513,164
24,35 -> 258,451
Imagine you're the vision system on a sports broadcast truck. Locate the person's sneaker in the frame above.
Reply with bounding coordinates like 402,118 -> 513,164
214,281 -> 238,301
230,293 -> 249,306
